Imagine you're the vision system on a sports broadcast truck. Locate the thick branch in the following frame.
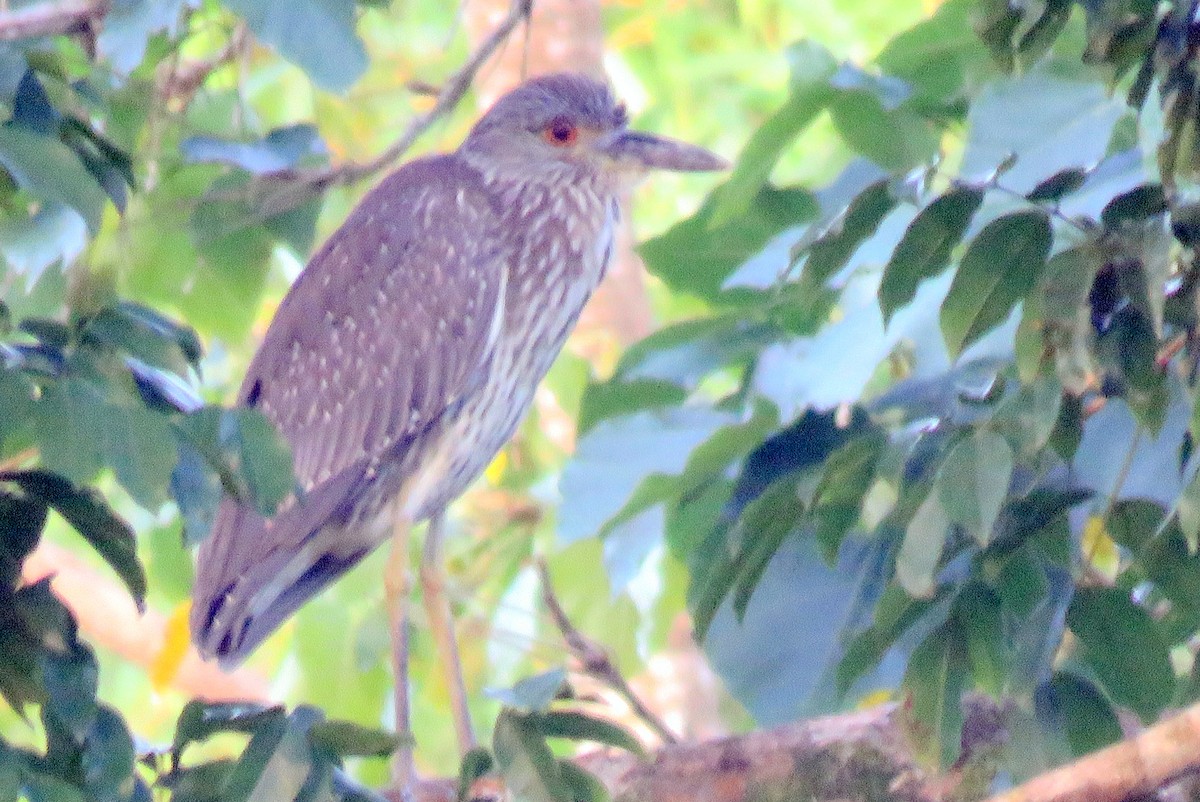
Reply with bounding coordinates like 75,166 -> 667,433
0,0 -> 108,41
391,704 -> 935,802
986,700 -> 1200,802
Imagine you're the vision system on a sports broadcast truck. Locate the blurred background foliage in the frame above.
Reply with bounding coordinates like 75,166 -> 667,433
9,0 -> 1200,798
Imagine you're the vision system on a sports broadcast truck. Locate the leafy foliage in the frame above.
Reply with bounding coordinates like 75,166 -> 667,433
562,0 -> 1200,780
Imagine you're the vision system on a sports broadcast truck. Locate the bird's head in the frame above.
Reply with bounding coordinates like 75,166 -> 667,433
462,73 -> 727,185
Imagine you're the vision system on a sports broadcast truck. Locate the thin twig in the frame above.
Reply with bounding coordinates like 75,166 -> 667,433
0,0 -> 109,41
536,557 -> 680,745
203,0 -> 532,215
335,0 -> 533,186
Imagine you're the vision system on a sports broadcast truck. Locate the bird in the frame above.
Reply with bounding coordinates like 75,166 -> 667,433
189,72 -> 726,784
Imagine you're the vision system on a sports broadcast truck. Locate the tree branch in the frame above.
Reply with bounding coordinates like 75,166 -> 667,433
986,700 -> 1200,802
537,557 -> 680,746
0,0 -> 109,41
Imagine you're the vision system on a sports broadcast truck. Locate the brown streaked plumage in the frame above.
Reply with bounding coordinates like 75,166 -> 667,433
189,72 -> 725,778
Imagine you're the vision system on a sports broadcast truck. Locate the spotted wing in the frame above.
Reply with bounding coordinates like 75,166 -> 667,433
191,155 -> 507,660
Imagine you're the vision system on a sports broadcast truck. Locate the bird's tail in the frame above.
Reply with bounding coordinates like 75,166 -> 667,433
189,465 -> 374,666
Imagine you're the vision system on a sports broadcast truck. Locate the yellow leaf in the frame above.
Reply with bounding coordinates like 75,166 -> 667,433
857,688 -> 895,709
484,450 -> 507,484
151,602 -> 191,692
1082,515 -> 1120,580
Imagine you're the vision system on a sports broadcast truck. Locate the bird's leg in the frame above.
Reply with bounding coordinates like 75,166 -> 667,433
419,512 -> 476,755
385,507 -> 416,789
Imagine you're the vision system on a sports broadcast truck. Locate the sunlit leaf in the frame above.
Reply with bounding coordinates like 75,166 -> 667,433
897,491 -> 950,598
0,125 -> 106,233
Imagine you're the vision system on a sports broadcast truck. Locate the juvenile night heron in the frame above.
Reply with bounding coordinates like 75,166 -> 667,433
190,73 -> 725,781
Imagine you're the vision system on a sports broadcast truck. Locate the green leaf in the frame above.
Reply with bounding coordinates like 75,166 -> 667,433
1,470 -> 145,607
0,489 -> 47,588
0,125 -> 107,233
82,705 -> 136,801
897,491 -> 950,598
103,405 -> 177,509
492,710 -> 572,802
557,762 -> 609,802
640,187 -> 817,301
991,374 -> 1064,458
172,701 -> 286,763
800,179 -> 897,288
1044,672 -> 1123,758
531,710 -> 646,757
456,748 -> 494,802
1107,499 -> 1164,553
837,583 -> 933,694
577,379 -> 686,435
1066,586 -> 1173,722
880,186 -> 984,323
829,90 -> 940,171
956,584 -> 1007,696
941,210 -> 1052,355
485,668 -> 567,713
0,745 -> 21,802
937,429 -> 1013,547
307,720 -> 401,759
1100,184 -> 1167,229
222,0 -> 368,93
731,476 -> 804,621
709,41 -> 837,226
39,645 -> 99,740
811,435 -> 885,562
22,772 -> 86,802
902,621 -> 967,771
233,409 -> 295,516
1025,167 -> 1088,203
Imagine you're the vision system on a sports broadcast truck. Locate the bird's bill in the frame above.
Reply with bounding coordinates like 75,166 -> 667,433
595,130 -> 728,172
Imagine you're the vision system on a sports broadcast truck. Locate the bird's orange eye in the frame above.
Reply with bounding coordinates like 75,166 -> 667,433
542,118 -> 578,147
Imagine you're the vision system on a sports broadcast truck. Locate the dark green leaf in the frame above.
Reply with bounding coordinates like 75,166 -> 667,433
172,701 -> 286,762
22,772 -> 86,802
0,489 -> 47,588
307,720 -> 402,759
1067,586 -> 1172,722
39,645 -> 99,740
557,762 -> 609,802
1100,184 -> 1167,229
1,471 -> 145,606
956,584 -> 1007,695
880,186 -> 984,322
838,584 -> 933,694
801,179 -> 897,288
902,621 -> 967,771
731,476 -> 804,621
18,318 -> 69,349
0,744 -> 21,802
531,710 -> 646,757
1042,672 -> 1123,758
1107,499 -> 1165,553
941,210 -> 1052,355
811,432 -> 885,561
456,748 -> 494,802
1025,167 -> 1088,202
82,706 -> 135,802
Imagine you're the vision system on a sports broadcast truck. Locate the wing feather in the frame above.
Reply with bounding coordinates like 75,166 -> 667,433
191,155 -> 507,659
